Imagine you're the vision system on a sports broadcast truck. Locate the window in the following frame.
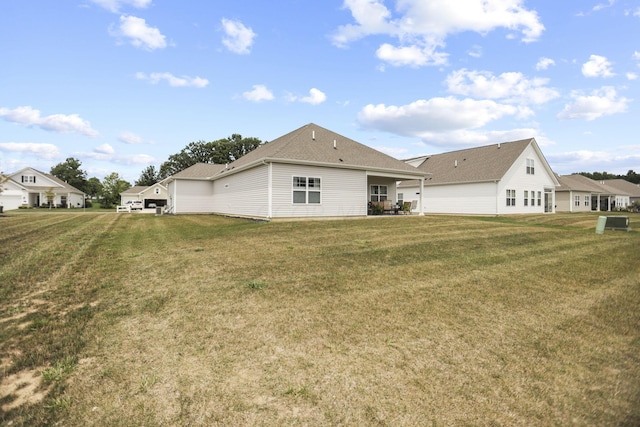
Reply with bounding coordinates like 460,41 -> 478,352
397,192 -> 404,205
370,185 -> 388,202
537,191 -> 542,206
524,190 -> 529,206
506,189 -> 516,206
574,195 -> 580,207
530,190 -> 535,207
154,187 -> 160,195
584,195 -> 590,207
526,159 -> 535,175
21,175 -> 36,183
293,176 -> 321,204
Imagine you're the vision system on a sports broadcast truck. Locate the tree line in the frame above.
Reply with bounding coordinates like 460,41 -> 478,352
577,170 -> 640,184
48,134 -> 263,208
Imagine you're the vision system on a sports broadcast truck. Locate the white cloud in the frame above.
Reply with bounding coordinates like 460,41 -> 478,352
89,0 -> 152,13
135,72 -> 208,87
557,86 -> 629,121
299,88 -> 327,105
581,54 -> 615,78
376,42 -> 448,67
358,97 -> 526,138
535,57 -> 555,70
593,0 -> 616,12
467,45 -> 483,58
221,19 -> 256,54
627,72 -> 638,80
242,85 -> 274,102
0,106 -> 99,137
96,144 -> 115,155
634,51 -> 640,62
118,131 -> 142,144
332,0 -> 544,67
0,142 -> 61,159
446,69 -> 560,105
111,15 -> 166,50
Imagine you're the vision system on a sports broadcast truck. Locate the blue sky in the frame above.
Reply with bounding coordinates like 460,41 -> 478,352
1,0 -> 639,183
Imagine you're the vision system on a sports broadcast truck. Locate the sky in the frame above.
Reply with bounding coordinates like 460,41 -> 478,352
1,0 -> 639,183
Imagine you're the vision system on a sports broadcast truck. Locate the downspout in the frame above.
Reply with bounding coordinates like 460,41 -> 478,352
266,161 -> 273,219
419,177 -> 425,216
495,181 -> 499,216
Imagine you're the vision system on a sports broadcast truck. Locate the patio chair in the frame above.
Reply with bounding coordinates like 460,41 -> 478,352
401,201 -> 412,214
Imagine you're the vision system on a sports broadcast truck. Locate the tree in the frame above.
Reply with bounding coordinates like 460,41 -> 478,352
100,173 -> 130,209
85,177 -> 102,199
44,188 -> 55,208
158,134 -> 263,179
50,157 -> 88,193
0,172 -> 8,195
135,165 -> 160,186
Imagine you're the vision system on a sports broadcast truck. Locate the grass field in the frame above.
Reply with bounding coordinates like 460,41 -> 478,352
1,211 -> 639,426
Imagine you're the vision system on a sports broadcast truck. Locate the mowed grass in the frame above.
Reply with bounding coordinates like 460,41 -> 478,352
1,211 -> 639,426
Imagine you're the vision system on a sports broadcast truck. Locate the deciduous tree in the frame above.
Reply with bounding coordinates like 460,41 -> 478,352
50,158 -> 88,192
158,134 -> 263,179
100,173 -> 130,209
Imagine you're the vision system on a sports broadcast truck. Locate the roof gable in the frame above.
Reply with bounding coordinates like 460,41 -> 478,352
216,123 -> 425,177
8,167 -> 84,193
416,139 -> 534,185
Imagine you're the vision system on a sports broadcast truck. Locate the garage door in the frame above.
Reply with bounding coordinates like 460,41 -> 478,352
0,195 -> 23,211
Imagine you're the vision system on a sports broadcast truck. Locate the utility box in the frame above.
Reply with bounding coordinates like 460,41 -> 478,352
155,207 -> 162,216
595,216 -> 607,234
604,216 -> 629,231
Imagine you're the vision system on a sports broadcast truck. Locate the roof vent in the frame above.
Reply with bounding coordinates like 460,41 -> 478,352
498,143 -> 501,149
454,160 -> 458,168
333,139 -> 337,149
312,130 -> 315,140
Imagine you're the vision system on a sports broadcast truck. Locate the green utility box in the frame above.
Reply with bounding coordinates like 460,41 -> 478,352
596,216 -> 629,234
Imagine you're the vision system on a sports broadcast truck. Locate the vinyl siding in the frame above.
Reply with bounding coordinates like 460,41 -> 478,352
271,163 -> 367,218
211,165 -> 269,217
172,180 -> 214,213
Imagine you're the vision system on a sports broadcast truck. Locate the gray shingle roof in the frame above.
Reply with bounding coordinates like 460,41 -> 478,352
171,163 -> 227,179
121,185 -> 148,195
215,123 -> 425,177
556,175 -> 630,195
600,179 -> 640,197
402,138 -> 534,186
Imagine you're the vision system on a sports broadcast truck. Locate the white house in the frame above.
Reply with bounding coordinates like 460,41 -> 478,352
164,123 -> 427,218
398,138 -> 559,215
120,182 -> 169,208
0,167 -> 85,211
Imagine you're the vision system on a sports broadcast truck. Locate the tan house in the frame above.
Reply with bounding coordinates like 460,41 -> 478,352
556,175 -> 633,212
120,182 -> 169,209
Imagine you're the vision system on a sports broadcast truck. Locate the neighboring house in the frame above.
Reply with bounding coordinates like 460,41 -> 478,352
556,175 -> 632,212
398,138 -> 559,215
0,167 -> 85,211
600,179 -> 640,206
164,123 -> 427,218
555,174 -> 602,213
120,182 -> 169,208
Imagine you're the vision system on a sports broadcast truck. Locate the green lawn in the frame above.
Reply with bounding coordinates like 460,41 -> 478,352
1,212 -> 639,426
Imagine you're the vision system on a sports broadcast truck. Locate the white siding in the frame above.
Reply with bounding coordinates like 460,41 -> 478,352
401,143 -> 558,215
271,164 -> 366,218
497,145 -> 557,214
172,180 -> 214,213
556,191 -> 592,212
211,165 -> 269,217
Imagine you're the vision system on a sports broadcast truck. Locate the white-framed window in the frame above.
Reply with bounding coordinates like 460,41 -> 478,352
530,190 -> 535,207
21,175 -> 36,183
154,187 -> 160,195
524,190 -> 529,206
574,195 -> 581,207
526,159 -> 535,175
506,189 -> 516,206
293,176 -> 321,204
370,185 -> 388,202
397,192 -> 404,204
537,191 -> 542,206
584,195 -> 590,207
